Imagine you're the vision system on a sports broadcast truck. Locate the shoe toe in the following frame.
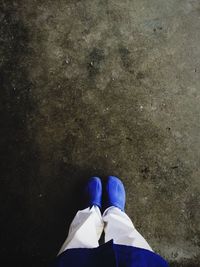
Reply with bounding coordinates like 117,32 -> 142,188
107,176 -> 126,211
85,177 -> 102,208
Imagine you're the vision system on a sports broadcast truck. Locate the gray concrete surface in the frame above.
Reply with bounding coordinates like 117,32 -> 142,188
0,0 -> 200,266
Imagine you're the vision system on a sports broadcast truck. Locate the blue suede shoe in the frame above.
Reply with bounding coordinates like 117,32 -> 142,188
84,177 -> 102,209
105,176 -> 126,211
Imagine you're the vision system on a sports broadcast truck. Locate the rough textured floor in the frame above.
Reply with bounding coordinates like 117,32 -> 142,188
0,0 -> 200,266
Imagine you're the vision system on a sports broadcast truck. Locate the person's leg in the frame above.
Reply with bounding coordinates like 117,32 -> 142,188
58,205 -> 104,255
103,176 -> 153,252
58,177 -> 104,255
103,206 -> 153,251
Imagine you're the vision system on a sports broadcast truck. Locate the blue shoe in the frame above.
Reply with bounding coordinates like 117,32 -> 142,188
84,177 -> 102,208
105,176 -> 126,211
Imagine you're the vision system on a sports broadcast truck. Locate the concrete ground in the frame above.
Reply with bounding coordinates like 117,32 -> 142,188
0,0 -> 200,266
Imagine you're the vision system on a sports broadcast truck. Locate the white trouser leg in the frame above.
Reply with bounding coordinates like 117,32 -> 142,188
58,206 -> 104,255
103,207 -> 153,252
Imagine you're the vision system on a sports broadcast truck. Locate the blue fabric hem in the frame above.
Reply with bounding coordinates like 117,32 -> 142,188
50,240 -> 169,267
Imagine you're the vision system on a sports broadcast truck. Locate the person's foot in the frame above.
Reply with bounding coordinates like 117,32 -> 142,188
105,176 -> 126,211
84,177 -> 102,208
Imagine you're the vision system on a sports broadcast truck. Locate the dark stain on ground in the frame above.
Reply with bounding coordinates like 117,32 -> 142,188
87,47 -> 105,77
136,71 -> 145,80
119,47 -> 135,74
